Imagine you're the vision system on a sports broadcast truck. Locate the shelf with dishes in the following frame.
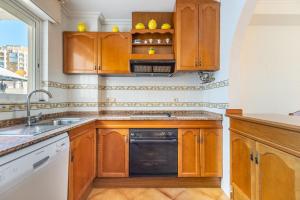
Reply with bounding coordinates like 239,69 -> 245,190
132,38 -> 172,46
131,12 -> 175,61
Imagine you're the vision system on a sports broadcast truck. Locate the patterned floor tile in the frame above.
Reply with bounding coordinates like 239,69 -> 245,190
133,188 -> 171,200
88,188 -> 229,200
157,188 -> 186,199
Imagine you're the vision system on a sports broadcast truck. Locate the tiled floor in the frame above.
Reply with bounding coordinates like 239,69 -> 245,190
88,188 -> 229,200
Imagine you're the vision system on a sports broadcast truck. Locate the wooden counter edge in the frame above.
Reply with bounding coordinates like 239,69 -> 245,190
226,109 -> 300,133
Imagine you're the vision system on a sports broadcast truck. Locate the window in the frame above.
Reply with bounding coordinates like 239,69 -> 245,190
0,0 -> 41,95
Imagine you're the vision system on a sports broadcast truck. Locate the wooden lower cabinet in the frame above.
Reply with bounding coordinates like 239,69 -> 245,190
201,129 -> 222,177
68,123 -> 96,200
178,129 -> 200,177
231,132 -> 256,200
178,128 -> 222,177
256,143 -> 300,200
231,132 -> 300,200
97,129 -> 129,177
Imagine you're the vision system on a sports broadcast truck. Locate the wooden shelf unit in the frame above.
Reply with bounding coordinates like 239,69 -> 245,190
131,12 -> 175,60
132,43 -> 173,46
131,29 -> 174,34
130,54 -> 175,60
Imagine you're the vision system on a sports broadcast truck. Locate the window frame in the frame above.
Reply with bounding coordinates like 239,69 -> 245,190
0,0 -> 42,101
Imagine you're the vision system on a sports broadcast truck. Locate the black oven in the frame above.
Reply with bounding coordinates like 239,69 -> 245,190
129,129 -> 178,176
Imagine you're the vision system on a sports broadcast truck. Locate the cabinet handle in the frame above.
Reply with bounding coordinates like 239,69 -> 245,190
70,153 -> 74,162
94,66 -> 97,71
250,153 -> 254,161
199,60 -> 202,66
255,154 -> 259,164
98,66 -> 101,71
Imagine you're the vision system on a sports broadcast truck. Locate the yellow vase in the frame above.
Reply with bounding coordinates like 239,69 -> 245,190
135,23 -> 145,30
77,22 -> 87,32
148,19 -> 157,30
112,25 -> 119,32
148,48 -> 155,55
161,23 -> 171,30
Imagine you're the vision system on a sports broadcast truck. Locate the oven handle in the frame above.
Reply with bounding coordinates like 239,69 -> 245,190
130,139 -> 178,143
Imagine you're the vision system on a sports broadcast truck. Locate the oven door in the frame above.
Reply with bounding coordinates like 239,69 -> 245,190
129,139 -> 178,176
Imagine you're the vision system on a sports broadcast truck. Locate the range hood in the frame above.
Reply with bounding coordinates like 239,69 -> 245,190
130,60 -> 176,77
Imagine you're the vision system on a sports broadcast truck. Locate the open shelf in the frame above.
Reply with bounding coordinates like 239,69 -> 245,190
132,43 -> 173,46
131,29 -> 174,34
130,54 -> 175,60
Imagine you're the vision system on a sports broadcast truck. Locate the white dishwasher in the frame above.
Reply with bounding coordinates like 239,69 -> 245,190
0,133 -> 69,200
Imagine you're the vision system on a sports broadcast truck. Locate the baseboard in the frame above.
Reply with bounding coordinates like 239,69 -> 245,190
93,177 -> 221,188
81,181 -> 93,200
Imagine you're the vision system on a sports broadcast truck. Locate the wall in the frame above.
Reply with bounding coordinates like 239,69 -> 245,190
239,21 -> 300,114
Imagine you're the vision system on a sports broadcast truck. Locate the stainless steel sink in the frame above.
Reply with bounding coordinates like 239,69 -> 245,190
36,118 -> 82,126
0,118 -> 82,137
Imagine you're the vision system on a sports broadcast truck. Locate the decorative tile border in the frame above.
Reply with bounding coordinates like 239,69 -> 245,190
99,86 -> 201,91
0,101 -> 229,112
43,81 -> 98,90
199,79 -> 229,91
0,103 -> 69,112
43,80 -> 229,91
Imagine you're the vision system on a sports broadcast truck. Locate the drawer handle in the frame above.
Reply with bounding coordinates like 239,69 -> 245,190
33,156 -> 50,170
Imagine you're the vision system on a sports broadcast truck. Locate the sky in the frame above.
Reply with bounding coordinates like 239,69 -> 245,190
0,20 -> 28,47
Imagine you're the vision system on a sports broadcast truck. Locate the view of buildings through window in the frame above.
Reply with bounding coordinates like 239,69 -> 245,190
0,7 -> 29,94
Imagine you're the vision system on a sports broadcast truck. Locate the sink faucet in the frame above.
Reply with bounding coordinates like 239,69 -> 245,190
27,89 -> 53,126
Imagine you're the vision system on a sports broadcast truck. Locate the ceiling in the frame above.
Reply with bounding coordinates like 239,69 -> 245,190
255,0 -> 300,14
63,0 -> 176,19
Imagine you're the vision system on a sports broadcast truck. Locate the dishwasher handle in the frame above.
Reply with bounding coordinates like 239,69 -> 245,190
130,139 -> 177,143
33,156 -> 50,170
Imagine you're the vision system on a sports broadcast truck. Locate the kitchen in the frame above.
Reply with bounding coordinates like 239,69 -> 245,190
0,0 -> 300,200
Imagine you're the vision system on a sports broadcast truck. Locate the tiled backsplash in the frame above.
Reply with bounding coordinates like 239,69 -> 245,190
0,73 -> 229,120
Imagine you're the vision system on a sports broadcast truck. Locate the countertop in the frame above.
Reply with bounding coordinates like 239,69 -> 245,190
0,111 -> 222,158
227,113 -> 300,133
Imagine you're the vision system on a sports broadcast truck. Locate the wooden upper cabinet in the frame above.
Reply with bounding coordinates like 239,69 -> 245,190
175,0 -> 220,71
178,129 -> 200,177
99,33 -> 131,74
176,3 -> 198,71
198,1 -> 220,70
63,32 -> 98,74
68,124 -> 96,200
97,129 -> 129,177
231,133 -> 256,200
200,129 -> 222,177
256,143 -> 300,200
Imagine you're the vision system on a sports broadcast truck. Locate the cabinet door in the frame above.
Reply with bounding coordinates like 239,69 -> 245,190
178,129 -> 200,177
198,1 -> 220,71
176,3 -> 199,71
69,128 -> 96,200
97,129 -> 129,177
100,33 -> 131,74
63,32 -> 98,74
200,129 -> 222,177
256,143 -> 300,200
231,133 -> 256,200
